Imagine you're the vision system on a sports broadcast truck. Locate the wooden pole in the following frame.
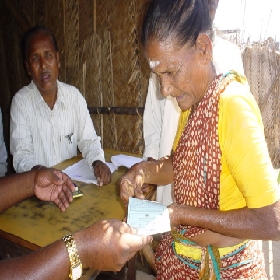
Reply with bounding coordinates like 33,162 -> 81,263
93,0 -> 96,34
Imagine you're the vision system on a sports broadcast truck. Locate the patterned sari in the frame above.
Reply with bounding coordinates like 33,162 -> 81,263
155,72 -> 267,280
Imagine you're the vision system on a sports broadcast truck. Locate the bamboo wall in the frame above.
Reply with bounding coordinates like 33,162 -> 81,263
0,1 -> 280,172
0,0 -> 150,171
243,40 -> 280,168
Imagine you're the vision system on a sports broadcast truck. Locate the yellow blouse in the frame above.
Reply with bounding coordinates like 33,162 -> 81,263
173,81 -> 280,210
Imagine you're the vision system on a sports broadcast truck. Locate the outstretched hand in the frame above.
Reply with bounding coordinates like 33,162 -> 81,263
33,168 -> 75,212
74,219 -> 153,271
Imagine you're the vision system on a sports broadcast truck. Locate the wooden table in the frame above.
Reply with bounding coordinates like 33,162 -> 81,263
0,149 -> 136,278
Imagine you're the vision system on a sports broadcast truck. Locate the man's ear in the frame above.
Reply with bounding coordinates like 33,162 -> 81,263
195,33 -> 213,65
56,52 -> 61,69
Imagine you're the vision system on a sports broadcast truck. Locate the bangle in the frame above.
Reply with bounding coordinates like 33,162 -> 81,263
62,234 -> 83,280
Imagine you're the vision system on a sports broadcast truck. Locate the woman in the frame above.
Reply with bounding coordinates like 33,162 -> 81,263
120,0 -> 280,279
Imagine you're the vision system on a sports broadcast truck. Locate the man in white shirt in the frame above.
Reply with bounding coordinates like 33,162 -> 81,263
10,26 -> 111,186
0,108 -> 7,177
143,0 -> 245,205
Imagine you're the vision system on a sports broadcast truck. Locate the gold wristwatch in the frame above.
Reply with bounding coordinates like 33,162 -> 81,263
62,234 -> 83,280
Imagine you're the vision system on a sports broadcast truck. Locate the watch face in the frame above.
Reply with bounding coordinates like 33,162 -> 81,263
71,263 -> 83,280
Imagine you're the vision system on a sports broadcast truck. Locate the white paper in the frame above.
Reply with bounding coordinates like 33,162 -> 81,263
111,154 -> 143,169
127,197 -> 171,236
63,159 -> 117,184
62,154 -> 143,184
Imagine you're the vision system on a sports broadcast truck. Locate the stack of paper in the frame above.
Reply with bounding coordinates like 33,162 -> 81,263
111,154 -> 143,168
63,154 -> 143,184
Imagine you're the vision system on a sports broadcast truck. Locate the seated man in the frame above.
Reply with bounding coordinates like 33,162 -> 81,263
0,169 -> 152,279
0,108 -> 7,177
10,26 -> 110,186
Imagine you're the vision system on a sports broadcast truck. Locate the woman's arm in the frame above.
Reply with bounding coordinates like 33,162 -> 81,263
120,156 -> 174,204
169,200 -> 280,240
170,84 -> 280,240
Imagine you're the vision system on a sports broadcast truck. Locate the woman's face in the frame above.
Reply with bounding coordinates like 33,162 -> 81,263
145,35 -> 213,111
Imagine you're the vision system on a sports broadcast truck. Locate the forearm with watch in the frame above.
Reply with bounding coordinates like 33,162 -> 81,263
62,234 -> 83,280
0,231 -> 87,280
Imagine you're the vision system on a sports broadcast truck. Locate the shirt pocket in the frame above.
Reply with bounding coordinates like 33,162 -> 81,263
59,131 -> 77,159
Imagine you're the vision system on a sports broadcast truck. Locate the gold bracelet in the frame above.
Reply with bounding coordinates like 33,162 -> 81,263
62,234 -> 83,280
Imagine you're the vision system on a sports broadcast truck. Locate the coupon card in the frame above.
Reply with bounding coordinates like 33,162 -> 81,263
127,197 -> 171,236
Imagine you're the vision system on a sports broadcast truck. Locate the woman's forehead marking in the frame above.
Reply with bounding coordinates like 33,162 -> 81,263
149,59 -> 160,69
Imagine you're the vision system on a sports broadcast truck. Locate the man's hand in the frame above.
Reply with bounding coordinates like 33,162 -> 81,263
92,160 -> 111,187
74,219 -> 153,271
33,168 -> 75,212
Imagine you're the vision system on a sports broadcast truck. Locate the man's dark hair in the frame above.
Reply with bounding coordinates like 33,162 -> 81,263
141,0 -> 212,48
21,26 -> 59,61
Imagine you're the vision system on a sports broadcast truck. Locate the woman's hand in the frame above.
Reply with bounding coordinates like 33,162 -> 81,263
119,162 -> 146,205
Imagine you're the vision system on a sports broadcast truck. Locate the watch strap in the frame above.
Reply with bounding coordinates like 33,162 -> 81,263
62,234 -> 83,280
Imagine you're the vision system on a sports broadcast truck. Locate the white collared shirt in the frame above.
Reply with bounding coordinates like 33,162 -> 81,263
10,80 -> 105,173
0,108 -> 7,177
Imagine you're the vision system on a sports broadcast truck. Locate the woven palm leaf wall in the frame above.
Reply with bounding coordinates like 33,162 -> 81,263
0,0 -> 279,163
93,0 -> 149,153
0,0 -> 150,158
243,41 -> 280,168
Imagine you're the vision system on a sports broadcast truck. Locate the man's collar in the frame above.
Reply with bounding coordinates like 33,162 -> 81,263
31,80 -> 66,109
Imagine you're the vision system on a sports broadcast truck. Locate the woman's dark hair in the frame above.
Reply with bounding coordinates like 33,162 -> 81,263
141,0 -> 212,48
21,26 -> 59,61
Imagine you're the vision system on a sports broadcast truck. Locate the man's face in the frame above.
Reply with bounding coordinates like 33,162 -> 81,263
25,32 -> 61,96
